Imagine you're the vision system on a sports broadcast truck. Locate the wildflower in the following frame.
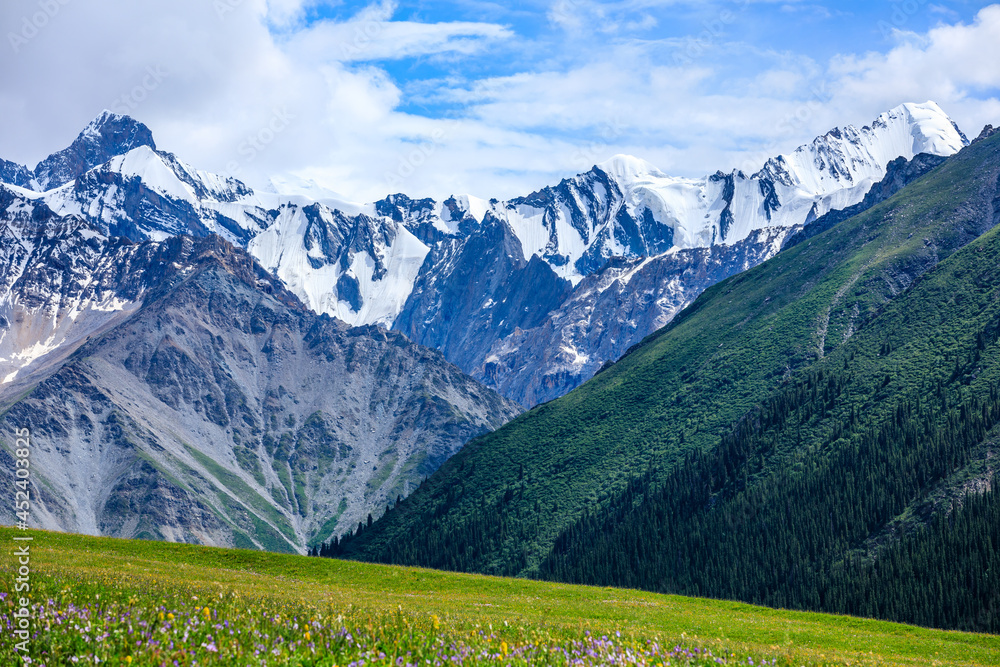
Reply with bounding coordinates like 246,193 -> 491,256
167,613 -> 174,621
304,631 -> 312,641
125,658 -> 132,665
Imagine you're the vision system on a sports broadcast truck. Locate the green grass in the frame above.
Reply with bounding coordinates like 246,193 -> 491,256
2,527 -> 998,666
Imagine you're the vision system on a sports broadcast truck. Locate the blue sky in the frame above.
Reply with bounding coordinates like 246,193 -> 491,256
307,1 -> 988,106
2,0 -> 999,200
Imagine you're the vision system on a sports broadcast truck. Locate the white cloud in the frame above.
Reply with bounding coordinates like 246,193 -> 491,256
0,0 -> 520,200
420,4 -> 1000,183
289,1 -> 513,62
265,0 -> 313,27
825,4 -> 1000,136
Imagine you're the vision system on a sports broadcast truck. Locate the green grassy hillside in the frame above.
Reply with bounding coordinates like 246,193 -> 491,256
2,527 -> 999,666
332,134 -> 1000,625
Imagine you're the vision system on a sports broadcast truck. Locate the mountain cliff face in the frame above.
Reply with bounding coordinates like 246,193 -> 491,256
0,187 -> 150,386
0,203 -> 520,550
477,226 -> 798,406
392,213 -> 575,376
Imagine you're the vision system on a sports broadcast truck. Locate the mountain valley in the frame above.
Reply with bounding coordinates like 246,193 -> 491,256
332,128 -> 1000,633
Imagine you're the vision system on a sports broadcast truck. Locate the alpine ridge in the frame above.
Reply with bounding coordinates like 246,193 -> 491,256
1,102 -> 968,407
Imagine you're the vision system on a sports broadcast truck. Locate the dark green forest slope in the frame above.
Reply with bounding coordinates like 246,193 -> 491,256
329,132 -> 1000,630
540,208 -> 1000,629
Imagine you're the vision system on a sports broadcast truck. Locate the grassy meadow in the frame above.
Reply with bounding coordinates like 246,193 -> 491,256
2,527 -> 999,666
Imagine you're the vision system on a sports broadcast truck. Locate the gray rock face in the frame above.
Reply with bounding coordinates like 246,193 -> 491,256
0,212 -> 520,551
0,159 -> 35,190
972,124 -> 998,145
393,213 -> 574,374
474,226 -> 799,406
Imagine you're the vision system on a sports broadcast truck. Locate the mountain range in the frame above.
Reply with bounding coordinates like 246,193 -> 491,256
0,100 -> 984,560
1,102 -> 968,408
0,189 -> 518,550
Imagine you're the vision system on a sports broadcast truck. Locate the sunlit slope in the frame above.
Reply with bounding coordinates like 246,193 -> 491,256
2,527 -> 998,666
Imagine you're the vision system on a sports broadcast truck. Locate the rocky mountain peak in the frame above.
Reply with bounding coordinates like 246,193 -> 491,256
33,111 -> 157,191
972,124 -> 998,145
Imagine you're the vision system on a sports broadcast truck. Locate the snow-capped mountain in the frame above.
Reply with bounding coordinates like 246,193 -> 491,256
379,101 -> 965,282
375,101 -> 968,404
247,203 -> 430,325
250,102 -> 965,330
3,111 -> 266,246
0,102 -> 969,407
0,101 -> 979,550
475,148 -> 955,406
